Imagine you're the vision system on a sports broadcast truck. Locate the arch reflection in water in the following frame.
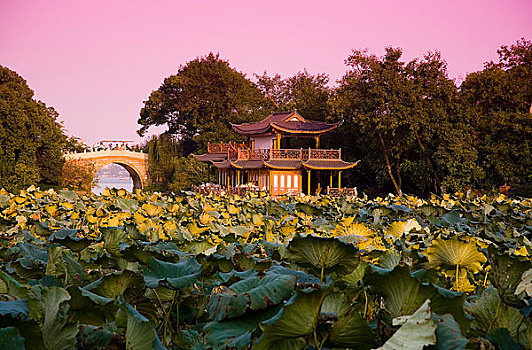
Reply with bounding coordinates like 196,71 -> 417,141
92,164 -> 134,194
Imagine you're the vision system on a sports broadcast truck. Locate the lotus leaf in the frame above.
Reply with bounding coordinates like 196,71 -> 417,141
256,290 -> 329,349
467,287 -> 524,339
378,300 -> 436,349
207,273 -> 296,321
488,247 -> 532,308
143,257 -> 201,290
0,299 -> 29,319
0,327 -> 25,350
48,228 -> 94,252
40,286 -> 78,350
83,270 -> 145,300
287,235 -> 359,275
427,237 -> 487,274
432,314 -> 468,350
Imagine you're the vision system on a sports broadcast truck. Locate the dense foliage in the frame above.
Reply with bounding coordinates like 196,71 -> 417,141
137,53 -> 270,154
146,135 -> 209,193
140,40 -> 532,196
0,66 -> 66,192
1,187 -> 531,349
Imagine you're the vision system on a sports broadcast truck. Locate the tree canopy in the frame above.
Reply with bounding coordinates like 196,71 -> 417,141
0,66 -> 66,192
138,53 -> 270,154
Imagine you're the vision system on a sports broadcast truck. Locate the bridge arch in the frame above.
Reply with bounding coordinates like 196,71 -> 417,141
64,150 -> 149,191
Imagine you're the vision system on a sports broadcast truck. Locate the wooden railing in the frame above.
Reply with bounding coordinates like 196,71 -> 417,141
207,143 -> 343,162
237,149 -> 270,160
208,142 -> 248,153
327,187 -> 357,197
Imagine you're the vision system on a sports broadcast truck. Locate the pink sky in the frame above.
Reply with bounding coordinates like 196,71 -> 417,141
1,0 -> 531,146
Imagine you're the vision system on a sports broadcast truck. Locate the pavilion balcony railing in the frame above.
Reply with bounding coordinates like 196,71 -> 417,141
327,186 -> 357,197
207,142 -> 248,153
237,149 -> 271,161
208,142 -> 343,162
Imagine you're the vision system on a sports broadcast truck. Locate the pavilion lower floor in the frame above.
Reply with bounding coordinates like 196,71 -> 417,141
215,168 -> 345,196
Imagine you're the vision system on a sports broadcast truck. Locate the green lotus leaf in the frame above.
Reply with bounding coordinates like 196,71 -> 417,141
101,226 -> 131,256
0,327 -> 25,350
218,268 -> 258,283
40,286 -> 78,350
57,189 -> 77,202
84,270 -> 145,300
427,237 -> 486,274
78,287 -> 114,305
378,299 -> 436,350
125,302 -> 161,350
486,328 -> 524,350
143,257 -> 201,290
0,271 -> 28,298
466,287 -> 523,339
48,228 -> 94,252
116,197 -> 139,212
287,235 -> 360,275
255,290 -> 328,350
0,299 -> 29,319
327,310 -> 378,349
364,265 -> 470,332
318,292 -> 377,349
77,325 -> 115,349
205,307 -> 281,350
441,211 -> 467,226
488,247 -> 532,308
432,314 -> 468,350
207,273 -> 296,321
9,242 -> 48,270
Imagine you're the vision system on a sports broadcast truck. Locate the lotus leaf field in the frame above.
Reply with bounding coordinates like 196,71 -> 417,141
1,186 -> 532,350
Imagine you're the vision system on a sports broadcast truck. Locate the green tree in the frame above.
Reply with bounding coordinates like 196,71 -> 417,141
63,136 -> 89,153
0,66 -> 66,192
255,70 -> 331,121
460,38 -> 532,195
331,48 -> 481,195
61,160 -> 97,192
169,156 -> 209,192
138,53 -> 269,154
146,134 -> 182,192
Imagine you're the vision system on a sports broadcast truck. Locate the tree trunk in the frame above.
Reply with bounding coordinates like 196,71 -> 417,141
378,130 -> 403,197
414,130 -> 443,193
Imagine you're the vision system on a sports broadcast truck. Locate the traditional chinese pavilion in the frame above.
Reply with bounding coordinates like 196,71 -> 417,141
193,111 -> 358,195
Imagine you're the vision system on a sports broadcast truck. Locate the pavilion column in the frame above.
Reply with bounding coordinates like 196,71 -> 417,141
237,170 -> 240,185
329,171 -> 333,188
315,136 -> 320,148
338,171 -> 342,188
276,133 -> 281,149
307,170 -> 311,195
228,170 -> 231,194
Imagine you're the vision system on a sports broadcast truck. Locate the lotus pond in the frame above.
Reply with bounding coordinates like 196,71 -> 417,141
0,186 -> 531,349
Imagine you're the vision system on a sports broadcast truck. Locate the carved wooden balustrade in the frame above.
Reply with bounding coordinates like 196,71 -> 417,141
208,142 -> 248,153
327,187 -> 357,197
207,142 -> 343,162
237,149 -> 271,160
309,149 -> 341,160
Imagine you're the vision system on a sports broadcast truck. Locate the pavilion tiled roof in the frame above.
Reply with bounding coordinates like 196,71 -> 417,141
271,120 -> 338,134
193,153 -> 228,162
230,160 -> 264,169
264,160 -> 303,170
231,111 -> 338,136
212,160 -> 232,169
303,160 -> 360,170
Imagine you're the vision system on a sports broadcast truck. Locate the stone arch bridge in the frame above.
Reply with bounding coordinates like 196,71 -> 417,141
64,150 -> 149,190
